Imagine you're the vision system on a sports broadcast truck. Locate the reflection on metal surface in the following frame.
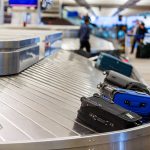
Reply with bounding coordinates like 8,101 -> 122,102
0,45 -> 39,76
0,30 -> 41,76
0,29 -> 63,59
0,36 -> 40,49
0,29 -> 63,75
0,51 -> 150,149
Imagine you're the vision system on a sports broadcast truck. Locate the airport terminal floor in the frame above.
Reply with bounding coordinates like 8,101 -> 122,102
130,55 -> 150,85
1,0 -> 150,149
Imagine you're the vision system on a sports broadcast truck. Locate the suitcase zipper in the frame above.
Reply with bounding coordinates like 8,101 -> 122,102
89,113 -> 114,127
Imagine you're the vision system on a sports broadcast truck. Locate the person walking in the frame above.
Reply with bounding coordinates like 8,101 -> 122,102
79,16 -> 91,53
131,22 -> 147,54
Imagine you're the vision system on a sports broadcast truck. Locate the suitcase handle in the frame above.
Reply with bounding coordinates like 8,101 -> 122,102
124,100 -> 146,108
126,82 -> 150,95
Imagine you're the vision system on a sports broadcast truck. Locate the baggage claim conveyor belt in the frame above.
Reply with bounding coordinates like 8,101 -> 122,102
1,50 -> 150,150
0,30 -> 150,150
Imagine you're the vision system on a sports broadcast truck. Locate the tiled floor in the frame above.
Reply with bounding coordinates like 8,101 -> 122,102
130,54 -> 150,85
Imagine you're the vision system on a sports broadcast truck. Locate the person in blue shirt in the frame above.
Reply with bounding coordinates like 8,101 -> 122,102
79,17 -> 91,53
131,22 -> 147,54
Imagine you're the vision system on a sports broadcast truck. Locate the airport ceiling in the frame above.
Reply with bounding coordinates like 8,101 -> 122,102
61,0 -> 150,16
4,0 -> 150,16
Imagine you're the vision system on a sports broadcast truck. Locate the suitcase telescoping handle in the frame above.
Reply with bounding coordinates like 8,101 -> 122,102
97,83 -> 115,93
97,83 -> 116,102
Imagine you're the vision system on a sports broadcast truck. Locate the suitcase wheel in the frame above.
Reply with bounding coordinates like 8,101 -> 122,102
81,97 -> 86,102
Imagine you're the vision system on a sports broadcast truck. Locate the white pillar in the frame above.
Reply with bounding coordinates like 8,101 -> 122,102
0,0 -> 4,24
37,0 -> 41,24
59,0 -> 62,18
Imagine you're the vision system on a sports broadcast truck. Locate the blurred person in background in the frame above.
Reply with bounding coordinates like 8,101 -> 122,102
131,22 -> 147,54
133,20 -> 140,35
79,16 -> 91,53
130,20 -> 140,54
138,22 -> 147,41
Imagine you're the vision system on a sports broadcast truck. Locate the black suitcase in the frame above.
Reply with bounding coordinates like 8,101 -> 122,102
136,43 -> 150,58
102,70 -> 150,94
77,94 -> 142,133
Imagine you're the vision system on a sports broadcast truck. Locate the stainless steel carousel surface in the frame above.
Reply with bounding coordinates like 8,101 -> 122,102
0,50 -> 150,150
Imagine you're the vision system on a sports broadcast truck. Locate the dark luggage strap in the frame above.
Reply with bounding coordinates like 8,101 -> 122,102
126,82 -> 150,95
